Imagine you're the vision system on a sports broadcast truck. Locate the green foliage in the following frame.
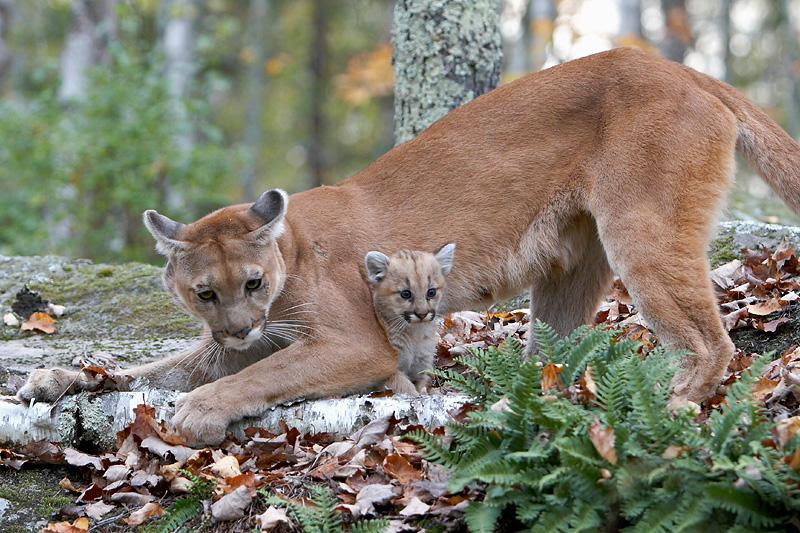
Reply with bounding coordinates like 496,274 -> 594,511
260,484 -> 388,533
0,49 -> 240,262
146,470 -> 214,533
414,322 -> 800,532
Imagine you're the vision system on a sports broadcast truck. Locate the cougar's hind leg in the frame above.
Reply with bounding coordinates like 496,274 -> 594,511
590,123 -> 737,404
527,214 -> 614,355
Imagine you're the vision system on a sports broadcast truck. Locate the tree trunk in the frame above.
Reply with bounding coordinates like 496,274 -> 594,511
308,0 -> 329,188
527,0 -> 556,71
0,391 -> 468,449
505,1 -> 528,78
0,0 -> 13,91
242,0 -> 269,201
308,0 -> 330,187
616,0 -> 643,46
58,0 -> 118,103
163,0 -> 196,155
778,0 -> 799,138
392,0 -> 503,145
720,0 -> 733,83
660,0 -> 692,62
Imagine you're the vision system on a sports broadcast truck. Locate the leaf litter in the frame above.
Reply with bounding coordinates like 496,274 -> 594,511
4,243 -> 800,531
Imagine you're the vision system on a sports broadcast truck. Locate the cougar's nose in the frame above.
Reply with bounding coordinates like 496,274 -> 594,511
414,312 -> 427,321
229,326 -> 252,339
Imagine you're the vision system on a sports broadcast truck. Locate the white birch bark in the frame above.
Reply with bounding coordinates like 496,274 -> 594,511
0,391 -> 468,450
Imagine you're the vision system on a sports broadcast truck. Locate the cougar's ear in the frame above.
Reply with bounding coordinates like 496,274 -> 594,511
434,243 -> 456,276
143,210 -> 187,256
365,251 -> 390,285
249,189 -> 289,242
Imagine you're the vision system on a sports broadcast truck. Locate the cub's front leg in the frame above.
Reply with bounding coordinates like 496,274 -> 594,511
172,327 -> 397,446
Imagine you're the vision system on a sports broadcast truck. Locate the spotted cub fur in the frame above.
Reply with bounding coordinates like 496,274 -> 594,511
365,243 -> 456,395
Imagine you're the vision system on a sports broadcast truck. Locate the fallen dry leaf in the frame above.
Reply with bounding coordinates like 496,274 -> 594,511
541,363 -> 563,392
42,517 -> 89,533
141,436 -> 195,463
775,416 -> 800,447
211,485 -> 253,521
0,448 -> 27,469
257,505 -> 291,530
343,483 -> 397,518
124,502 -> 165,526
756,317 -> 790,333
399,496 -> 430,516
84,501 -> 115,520
747,298 -> 784,316
383,454 -> 422,484
21,311 -> 56,334
209,454 -> 241,479
753,377 -> 780,402
21,440 -> 63,464
589,418 -> 618,465
103,464 -> 130,482
59,477 -> 81,493
64,448 -> 103,470
110,491 -> 152,506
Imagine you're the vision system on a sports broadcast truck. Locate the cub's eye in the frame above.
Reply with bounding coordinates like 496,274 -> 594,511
245,278 -> 262,290
426,288 -> 437,299
399,289 -> 413,300
197,290 -> 216,302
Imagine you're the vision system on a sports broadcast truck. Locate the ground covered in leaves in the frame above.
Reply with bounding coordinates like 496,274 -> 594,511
2,240 -> 800,531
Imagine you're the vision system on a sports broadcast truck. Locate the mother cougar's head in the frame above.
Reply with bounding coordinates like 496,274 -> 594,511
143,189 -> 288,351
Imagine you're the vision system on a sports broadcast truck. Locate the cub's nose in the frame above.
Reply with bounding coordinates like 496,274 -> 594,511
229,326 -> 252,339
414,312 -> 428,321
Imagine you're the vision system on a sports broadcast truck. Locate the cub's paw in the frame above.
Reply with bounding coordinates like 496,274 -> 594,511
17,368 -> 81,403
173,384 -> 239,447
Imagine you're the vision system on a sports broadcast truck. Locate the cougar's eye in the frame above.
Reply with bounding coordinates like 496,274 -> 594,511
197,289 -> 216,302
426,288 -> 437,299
245,278 -> 262,291
400,289 -> 413,300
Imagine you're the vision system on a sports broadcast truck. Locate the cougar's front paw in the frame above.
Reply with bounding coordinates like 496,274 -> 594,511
173,383 -> 239,447
17,368 -> 81,403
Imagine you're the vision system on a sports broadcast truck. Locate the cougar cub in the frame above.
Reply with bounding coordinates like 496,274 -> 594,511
365,243 -> 456,395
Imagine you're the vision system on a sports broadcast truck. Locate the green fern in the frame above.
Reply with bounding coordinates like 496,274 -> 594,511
414,330 -> 800,532
146,471 -> 214,533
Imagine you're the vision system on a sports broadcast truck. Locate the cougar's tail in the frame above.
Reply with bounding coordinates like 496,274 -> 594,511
689,68 -> 800,214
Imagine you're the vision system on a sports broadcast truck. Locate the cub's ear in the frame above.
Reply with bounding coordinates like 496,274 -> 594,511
434,242 -> 456,276
365,251 -> 390,285
249,189 -> 289,242
143,210 -> 187,256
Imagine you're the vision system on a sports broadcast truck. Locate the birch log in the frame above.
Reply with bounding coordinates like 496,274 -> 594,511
0,391 -> 468,450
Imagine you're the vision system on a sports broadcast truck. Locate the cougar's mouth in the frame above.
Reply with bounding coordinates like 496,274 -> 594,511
223,327 -> 263,351
213,318 -> 266,351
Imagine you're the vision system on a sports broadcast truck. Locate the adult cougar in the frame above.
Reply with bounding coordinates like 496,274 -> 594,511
19,48 -> 800,445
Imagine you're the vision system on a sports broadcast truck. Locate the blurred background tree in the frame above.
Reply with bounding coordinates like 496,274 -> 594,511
0,0 -> 797,263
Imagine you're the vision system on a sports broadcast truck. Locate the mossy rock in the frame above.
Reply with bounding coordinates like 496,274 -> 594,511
0,255 -> 198,377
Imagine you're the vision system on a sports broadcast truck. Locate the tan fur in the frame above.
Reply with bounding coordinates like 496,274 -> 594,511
20,48 -> 800,445
366,246 -> 455,395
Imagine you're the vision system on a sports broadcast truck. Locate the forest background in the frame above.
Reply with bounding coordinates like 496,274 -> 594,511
0,0 -> 798,264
